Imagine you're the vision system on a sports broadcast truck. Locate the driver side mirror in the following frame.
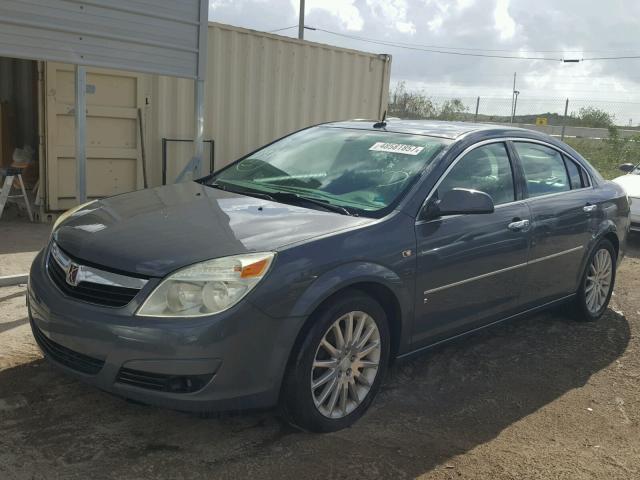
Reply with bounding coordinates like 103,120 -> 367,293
422,188 -> 495,220
619,163 -> 635,173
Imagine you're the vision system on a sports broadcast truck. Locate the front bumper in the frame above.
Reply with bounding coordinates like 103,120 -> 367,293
28,249 -> 303,412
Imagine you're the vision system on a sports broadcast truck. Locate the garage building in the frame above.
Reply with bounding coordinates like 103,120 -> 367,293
0,22 -> 391,217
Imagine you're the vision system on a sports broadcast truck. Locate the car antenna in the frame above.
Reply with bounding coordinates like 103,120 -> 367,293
373,110 -> 387,129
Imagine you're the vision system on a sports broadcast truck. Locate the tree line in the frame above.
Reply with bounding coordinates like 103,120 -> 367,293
387,81 -> 621,128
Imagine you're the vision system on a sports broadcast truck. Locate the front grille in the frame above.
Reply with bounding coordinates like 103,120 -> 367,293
32,321 -> 104,375
47,250 -> 141,308
116,367 -> 213,394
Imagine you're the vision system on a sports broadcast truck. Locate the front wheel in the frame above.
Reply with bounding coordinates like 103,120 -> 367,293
572,239 -> 616,321
280,291 -> 390,432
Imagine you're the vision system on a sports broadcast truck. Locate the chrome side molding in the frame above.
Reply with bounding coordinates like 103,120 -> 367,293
424,246 -> 584,296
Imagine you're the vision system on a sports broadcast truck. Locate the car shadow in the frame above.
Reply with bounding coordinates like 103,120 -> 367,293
0,306 -> 630,478
626,231 -> 640,259
0,220 -> 51,256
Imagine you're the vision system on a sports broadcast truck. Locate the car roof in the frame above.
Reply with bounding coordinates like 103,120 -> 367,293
323,119 -> 536,140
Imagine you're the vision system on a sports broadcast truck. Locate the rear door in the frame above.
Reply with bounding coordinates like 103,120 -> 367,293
511,141 -> 595,306
413,141 -> 530,347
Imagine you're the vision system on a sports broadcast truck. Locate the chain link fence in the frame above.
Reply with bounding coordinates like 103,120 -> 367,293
388,84 -> 640,136
387,83 -> 640,179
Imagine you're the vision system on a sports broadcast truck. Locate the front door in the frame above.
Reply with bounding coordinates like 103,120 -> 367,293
413,142 -> 530,347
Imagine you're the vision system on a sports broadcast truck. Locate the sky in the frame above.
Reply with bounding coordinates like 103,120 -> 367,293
208,0 -> 640,123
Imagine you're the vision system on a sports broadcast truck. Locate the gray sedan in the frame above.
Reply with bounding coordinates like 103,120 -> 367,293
28,120 -> 630,432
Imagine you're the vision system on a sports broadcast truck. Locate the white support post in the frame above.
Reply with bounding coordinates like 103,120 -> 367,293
193,79 -> 205,177
75,65 -> 87,203
191,0 -> 208,179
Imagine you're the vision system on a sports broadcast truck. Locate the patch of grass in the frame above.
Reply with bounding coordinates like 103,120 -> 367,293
563,138 -> 622,180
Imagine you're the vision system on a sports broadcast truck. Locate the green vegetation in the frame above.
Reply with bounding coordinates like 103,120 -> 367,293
388,82 -> 640,128
387,83 -> 640,179
564,128 -> 640,179
388,82 -> 640,179
388,82 -> 469,120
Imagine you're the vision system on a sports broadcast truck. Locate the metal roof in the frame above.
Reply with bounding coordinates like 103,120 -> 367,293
0,0 -> 208,78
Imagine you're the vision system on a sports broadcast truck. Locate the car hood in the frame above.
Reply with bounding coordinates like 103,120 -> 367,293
53,182 -> 372,277
613,174 -> 640,197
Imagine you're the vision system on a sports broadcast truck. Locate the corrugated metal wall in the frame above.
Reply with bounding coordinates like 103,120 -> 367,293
0,0 -> 205,78
41,22 -> 391,209
147,23 -> 391,184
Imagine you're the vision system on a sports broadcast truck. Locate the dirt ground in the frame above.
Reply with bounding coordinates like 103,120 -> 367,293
0,220 -> 52,277
1,224 -> 639,479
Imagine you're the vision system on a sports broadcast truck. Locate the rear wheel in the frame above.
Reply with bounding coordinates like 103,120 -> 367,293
572,239 -> 616,321
280,291 -> 390,432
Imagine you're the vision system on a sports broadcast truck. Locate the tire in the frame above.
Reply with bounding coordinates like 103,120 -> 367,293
280,290 -> 390,432
571,239 -> 617,322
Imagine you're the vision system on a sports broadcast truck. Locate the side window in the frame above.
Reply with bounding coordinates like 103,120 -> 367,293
514,142 -> 569,198
580,165 -> 591,187
437,143 -> 515,205
564,156 -> 583,189
563,155 -> 591,189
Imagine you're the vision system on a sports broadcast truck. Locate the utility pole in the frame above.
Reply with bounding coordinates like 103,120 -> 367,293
298,0 -> 305,40
474,96 -> 480,122
510,72 -> 517,123
561,98 -> 569,140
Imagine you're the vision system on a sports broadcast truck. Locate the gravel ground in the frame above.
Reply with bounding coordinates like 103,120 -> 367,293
0,235 -> 638,480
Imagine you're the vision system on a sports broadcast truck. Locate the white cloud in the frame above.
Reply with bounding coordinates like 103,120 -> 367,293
366,0 -> 416,35
427,15 -> 444,32
493,0 -> 516,40
209,0 -> 233,10
207,0 -> 640,108
420,1 -> 450,33
455,0 -> 475,10
301,0 -> 364,31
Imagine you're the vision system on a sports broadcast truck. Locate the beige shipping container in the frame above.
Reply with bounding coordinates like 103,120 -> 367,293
42,22 -> 391,211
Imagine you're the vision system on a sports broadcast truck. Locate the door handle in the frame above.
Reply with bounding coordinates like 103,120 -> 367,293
583,204 -> 597,213
508,219 -> 530,232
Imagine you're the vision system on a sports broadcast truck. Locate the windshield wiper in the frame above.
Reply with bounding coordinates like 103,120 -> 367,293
269,191 -> 355,216
209,182 -> 275,200
209,182 -> 354,216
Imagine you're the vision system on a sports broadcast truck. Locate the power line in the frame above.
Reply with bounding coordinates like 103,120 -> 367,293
310,27 -> 563,61
583,55 -> 640,61
267,24 -> 640,62
325,35 -> 639,55
268,25 -> 297,33
270,25 -> 638,56
307,26 -> 640,62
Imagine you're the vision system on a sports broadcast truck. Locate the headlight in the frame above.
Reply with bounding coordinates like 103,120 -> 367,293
52,200 -> 97,232
137,252 -> 275,317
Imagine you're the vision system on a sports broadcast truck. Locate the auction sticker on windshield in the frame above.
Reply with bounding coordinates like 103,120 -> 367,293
369,142 -> 425,155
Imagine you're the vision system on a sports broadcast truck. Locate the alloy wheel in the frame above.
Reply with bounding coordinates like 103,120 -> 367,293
585,248 -> 613,314
310,311 -> 381,419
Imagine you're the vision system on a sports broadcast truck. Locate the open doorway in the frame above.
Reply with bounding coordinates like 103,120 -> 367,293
0,56 -> 41,222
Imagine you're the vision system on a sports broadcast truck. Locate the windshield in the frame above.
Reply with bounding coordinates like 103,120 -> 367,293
209,127 -> 448,216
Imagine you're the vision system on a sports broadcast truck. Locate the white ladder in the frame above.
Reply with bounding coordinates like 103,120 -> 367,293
0,167 -> 33,221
